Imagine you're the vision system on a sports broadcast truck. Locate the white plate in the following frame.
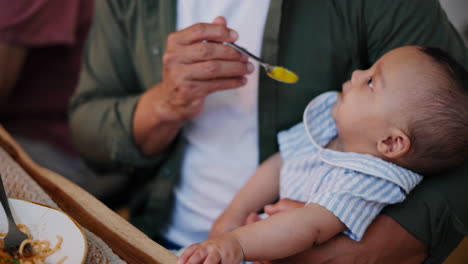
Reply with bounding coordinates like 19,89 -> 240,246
0,198 -> 87,263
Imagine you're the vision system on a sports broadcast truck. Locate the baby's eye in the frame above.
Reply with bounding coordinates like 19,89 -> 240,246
367,77 -> 374,88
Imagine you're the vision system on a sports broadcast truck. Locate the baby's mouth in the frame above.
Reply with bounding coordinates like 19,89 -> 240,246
341,80 -> 351,95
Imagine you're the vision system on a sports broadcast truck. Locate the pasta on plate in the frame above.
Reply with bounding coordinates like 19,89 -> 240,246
0,199 -> 87,264
0,224 -> 66,264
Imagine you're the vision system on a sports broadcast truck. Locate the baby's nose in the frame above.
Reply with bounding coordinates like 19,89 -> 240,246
351,70 -> 366,84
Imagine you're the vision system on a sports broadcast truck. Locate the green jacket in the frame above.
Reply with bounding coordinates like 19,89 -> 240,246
69,0 -> 468,262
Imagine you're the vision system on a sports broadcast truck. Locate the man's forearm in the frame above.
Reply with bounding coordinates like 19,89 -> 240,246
133,83 -> 184,156
383,160 -> 468,263
270,215 -> 427,264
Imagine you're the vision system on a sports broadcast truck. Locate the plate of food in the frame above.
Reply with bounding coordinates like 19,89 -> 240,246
0,198 -> 87,263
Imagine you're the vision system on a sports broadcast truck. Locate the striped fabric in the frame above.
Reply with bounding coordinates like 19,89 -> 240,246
277,92 -> 422,241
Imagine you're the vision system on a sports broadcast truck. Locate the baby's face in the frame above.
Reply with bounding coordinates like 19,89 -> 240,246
331,46 -> 431,153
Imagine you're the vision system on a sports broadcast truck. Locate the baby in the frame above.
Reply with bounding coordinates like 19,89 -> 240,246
178,46 -> 468,264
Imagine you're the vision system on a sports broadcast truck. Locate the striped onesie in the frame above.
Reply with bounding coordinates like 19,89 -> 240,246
277,91 -> 422,241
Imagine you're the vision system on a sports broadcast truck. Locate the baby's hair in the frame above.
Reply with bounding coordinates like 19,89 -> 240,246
405,46 -> 468,175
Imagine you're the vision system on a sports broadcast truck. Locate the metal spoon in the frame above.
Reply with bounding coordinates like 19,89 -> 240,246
223,42 -> 298,84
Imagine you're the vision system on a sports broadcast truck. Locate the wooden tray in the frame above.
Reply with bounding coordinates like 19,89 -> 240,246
0,125 -> 178,264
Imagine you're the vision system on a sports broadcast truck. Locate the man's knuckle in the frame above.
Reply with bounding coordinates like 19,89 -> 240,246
165,66 -> 181,81
222,28 -> 232,39
162,52 -> 175,64
194,24 -> 207,36
227,47 -> 240,58
166,32 -> 177,45
204,61 -> 219,75
198,44 -> 213,57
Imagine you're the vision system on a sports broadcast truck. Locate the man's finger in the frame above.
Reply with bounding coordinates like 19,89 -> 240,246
169,23 -> 238,46
190,77 -> 247,94
184,61 -> 253,81
264,203 -> 289,215
212,16 -> 227,26
264,204 -> 280,215
175,42 -> 246,64
265,199 -> 305,215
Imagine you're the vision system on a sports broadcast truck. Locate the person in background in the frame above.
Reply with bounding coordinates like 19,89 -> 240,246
178,46 -> 468,264
0,0 -> 127,202
69,0 -> 468,263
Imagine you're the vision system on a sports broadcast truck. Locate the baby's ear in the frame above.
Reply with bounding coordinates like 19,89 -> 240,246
377,129 -> 411,160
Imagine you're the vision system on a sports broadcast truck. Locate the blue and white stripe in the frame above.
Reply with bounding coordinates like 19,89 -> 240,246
277,91 -> 422,241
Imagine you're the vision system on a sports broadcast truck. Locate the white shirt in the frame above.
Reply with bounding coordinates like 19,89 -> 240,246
163,0 -> 271,246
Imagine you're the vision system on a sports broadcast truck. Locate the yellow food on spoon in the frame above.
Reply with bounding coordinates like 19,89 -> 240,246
267,66 -> 299,84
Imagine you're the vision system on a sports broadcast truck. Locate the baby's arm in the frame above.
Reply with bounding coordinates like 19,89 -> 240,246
234,203 -> 345,261
210,153 -> 282,237
179,203 -> 345,264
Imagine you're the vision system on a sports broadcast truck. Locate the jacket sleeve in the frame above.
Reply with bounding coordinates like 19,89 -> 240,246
382,163 -> 468,264
362,0 -> 468,262
69,0 -> 167,169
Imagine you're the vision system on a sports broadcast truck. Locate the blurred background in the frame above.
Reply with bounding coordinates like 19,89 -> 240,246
440,0 -> 468,45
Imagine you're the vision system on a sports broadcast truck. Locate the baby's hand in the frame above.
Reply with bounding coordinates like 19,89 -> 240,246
244,212 -> 262,225
177,233 -> 244,264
